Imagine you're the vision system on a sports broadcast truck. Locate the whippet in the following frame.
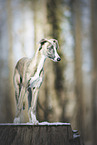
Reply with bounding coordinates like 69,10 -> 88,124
13,38 -> 61,124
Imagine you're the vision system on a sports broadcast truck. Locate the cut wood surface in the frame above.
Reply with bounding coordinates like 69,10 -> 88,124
0,122 -> 82,145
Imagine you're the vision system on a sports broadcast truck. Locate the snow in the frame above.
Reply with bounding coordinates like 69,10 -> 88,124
38,122 -> 70,126
0,122 -> 71,126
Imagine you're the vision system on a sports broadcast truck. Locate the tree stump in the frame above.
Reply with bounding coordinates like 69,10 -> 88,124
0,122 -> 83,145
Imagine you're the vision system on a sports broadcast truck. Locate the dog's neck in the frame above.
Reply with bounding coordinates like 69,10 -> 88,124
30,48 -> 46,76
35,49 -> 46,71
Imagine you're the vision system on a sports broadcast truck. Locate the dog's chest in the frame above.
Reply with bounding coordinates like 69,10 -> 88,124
28,55 -> 45,88
30,68 -> 44,88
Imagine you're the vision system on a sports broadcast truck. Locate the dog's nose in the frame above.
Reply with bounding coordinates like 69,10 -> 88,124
57,57 -> 61,61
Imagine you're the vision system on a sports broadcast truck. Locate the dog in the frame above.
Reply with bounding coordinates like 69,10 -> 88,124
13,38 -> 61,124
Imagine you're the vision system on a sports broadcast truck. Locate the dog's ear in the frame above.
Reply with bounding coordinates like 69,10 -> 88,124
38,39 -> 48,51
39,39 -> 48,45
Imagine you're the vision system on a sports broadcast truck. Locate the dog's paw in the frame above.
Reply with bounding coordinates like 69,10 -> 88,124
29,113 -> 39,125
29,119 -> 39,125
13,117 -> 20,123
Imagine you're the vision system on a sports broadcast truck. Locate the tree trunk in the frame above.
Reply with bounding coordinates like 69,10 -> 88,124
91,0 -> 97,144
7,0 -> 15,122
0,123 -> 83,145
72,0 -> 84,136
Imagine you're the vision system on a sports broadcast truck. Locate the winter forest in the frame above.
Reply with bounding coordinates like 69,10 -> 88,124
0,0 -> 97,144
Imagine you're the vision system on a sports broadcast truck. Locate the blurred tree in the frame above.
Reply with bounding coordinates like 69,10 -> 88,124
72,0 -> 84,136
91,0 -> 97,144
7,0 -> 15,122
72,0 -> 94,144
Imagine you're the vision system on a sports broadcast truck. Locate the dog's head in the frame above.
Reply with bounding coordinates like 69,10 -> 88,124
39,38 -> 61,62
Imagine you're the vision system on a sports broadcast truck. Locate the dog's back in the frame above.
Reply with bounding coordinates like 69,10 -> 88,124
15,57 -> 29,79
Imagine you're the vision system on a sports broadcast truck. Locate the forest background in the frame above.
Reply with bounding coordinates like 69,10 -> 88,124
0,0 -> 97,145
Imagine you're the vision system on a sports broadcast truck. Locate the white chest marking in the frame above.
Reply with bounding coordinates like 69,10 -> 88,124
30,55 -> 45,88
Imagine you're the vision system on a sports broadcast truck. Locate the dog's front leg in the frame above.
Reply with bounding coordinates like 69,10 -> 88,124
15,86 -> 26,117
28,87 -> 39,124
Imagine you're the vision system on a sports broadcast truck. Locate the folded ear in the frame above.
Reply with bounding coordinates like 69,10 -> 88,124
38,38 -> 48,51
39,38 -> 48,45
